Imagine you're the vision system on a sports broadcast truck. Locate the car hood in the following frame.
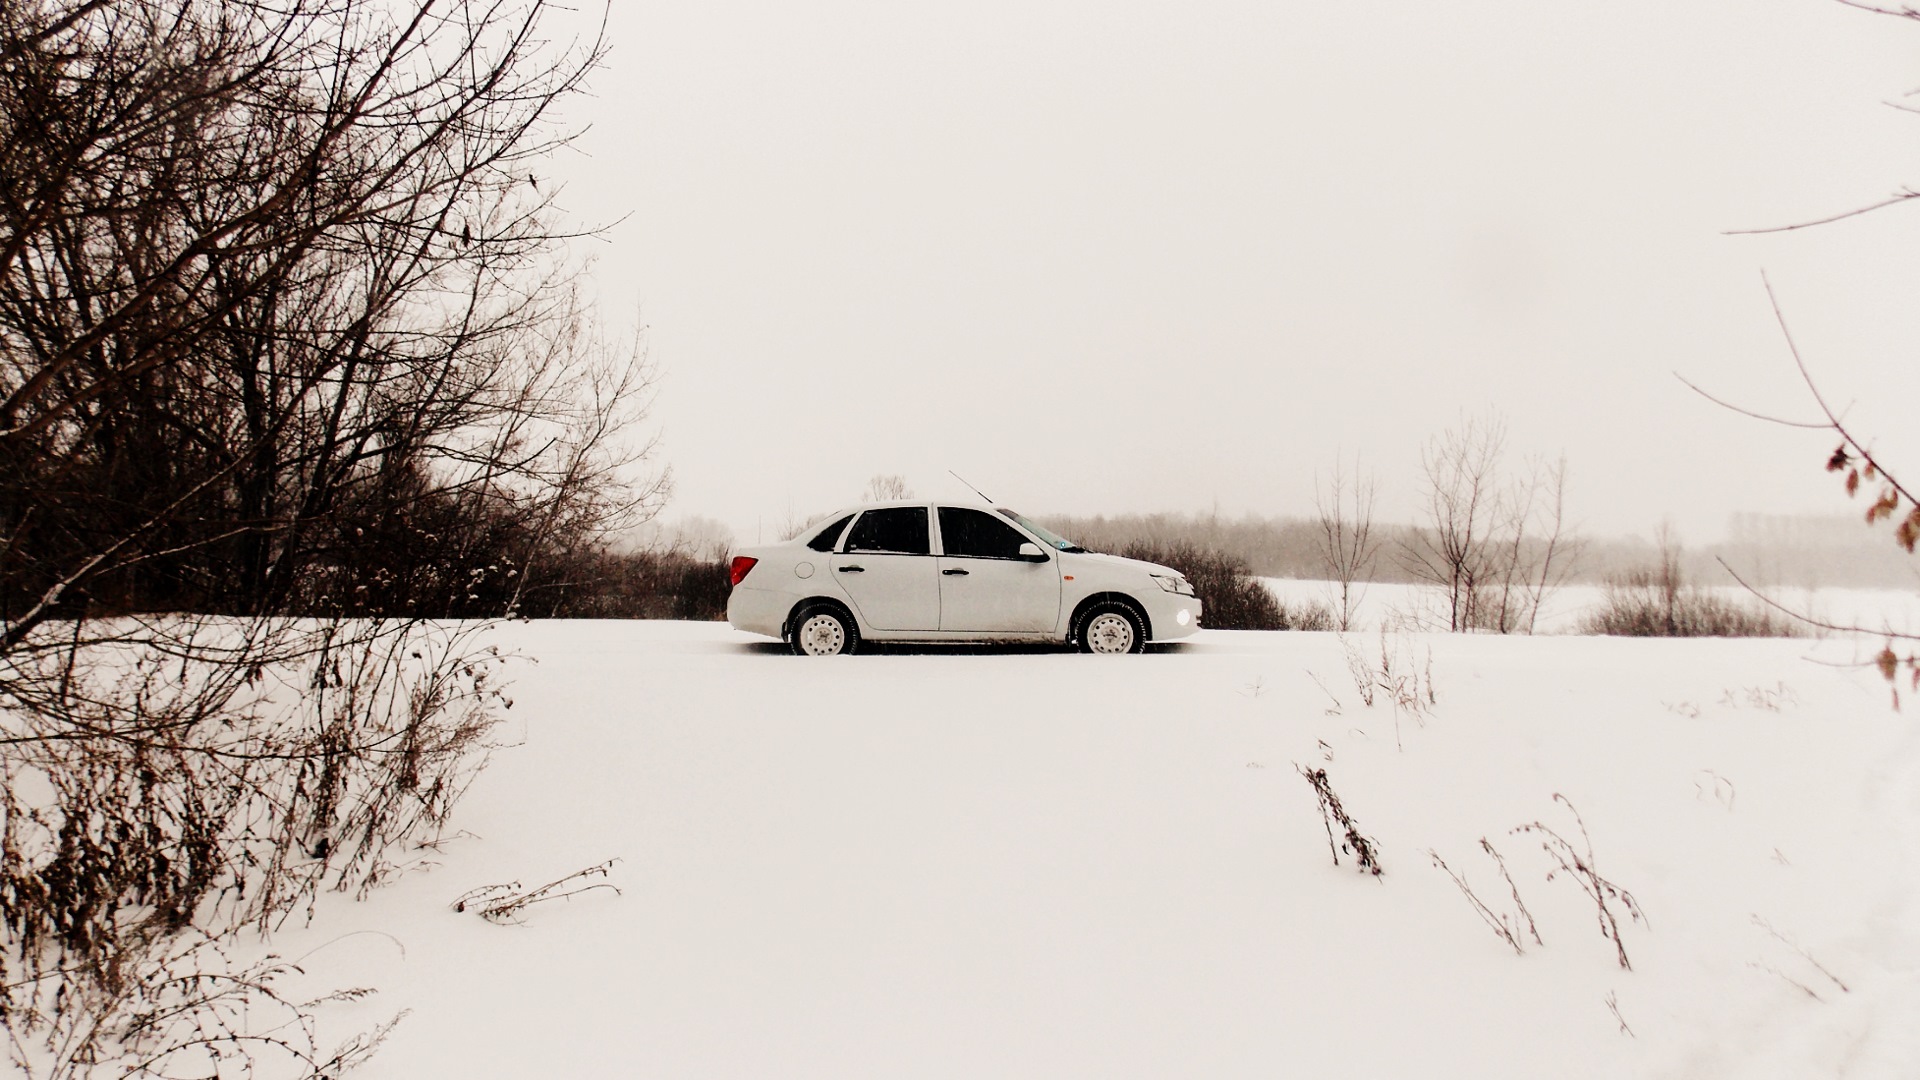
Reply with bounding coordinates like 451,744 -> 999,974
1068,551 -> 1183,578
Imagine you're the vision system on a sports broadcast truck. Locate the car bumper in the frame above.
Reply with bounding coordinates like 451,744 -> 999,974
727,585 -> 791,640
1140,590 -> 1202,641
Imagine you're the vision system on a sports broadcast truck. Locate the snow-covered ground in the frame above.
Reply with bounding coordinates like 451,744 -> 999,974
1261,577 -> 1920,637
273,620 -> 1920,1080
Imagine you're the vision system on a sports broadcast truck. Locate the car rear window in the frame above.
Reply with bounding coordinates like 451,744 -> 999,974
843,507 -> 930,555
806,513 -> 856,552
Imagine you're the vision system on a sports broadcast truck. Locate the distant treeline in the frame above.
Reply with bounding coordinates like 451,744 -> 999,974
1036,511 -> 1918,591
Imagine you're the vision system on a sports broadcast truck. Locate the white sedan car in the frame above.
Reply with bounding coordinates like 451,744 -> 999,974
726,501 -> 1202,655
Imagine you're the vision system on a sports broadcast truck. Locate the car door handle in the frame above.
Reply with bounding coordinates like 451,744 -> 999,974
942,567 -> 969,576
838,565 -> 865,573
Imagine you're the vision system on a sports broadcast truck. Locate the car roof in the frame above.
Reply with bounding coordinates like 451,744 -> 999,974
830,499 -> 1010,514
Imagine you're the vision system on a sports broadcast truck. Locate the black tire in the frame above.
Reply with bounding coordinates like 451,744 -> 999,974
1073,600 -> 1146,654
788,603 -> 860,656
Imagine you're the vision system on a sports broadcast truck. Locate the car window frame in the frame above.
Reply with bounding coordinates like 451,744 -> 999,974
934,505 -> 1052,562
839,505 -> 934,556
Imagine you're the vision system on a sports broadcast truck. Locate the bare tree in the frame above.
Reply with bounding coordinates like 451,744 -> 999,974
1402,416 -> 1578,633
0,1 -> 655,1072
1314,455 -> 1380,632
0,0 -> 658,633
1404,414 -> 1508,631
1486,459 -> 1538,634
1484,453 -> 1583,634
1523,454 -> 1581,633
863,473 -> 912,501
1650,521 -> 1685,636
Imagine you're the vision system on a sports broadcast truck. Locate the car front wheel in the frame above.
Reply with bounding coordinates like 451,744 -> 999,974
1075,602 -> 1146,655
789,604 -> 859,656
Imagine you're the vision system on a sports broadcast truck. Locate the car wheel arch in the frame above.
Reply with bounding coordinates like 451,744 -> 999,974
784,597 -> 861,640
1068,592 -> 1152,646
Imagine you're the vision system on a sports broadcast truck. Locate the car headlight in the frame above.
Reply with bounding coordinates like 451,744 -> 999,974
1151,573 -> 1195,597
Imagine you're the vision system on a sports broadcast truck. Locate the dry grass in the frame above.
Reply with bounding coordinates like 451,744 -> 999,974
1,617 -> 508,1077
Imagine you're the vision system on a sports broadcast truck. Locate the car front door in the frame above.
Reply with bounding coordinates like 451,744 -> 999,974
934,506 -> 1061,633
829,506 -> 940,631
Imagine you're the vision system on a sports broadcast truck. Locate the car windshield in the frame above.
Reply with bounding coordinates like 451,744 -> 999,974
997,508 -> 1087,553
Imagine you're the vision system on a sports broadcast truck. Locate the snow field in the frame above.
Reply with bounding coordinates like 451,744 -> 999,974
1261,577 -> 1920,638
272,621 -> 1919,1079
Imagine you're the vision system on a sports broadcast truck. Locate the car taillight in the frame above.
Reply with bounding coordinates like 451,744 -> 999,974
729,556 -> 758,587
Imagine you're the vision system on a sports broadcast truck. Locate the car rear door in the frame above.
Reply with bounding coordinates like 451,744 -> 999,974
934,506 -> 1061,633
828,506 -> 940,631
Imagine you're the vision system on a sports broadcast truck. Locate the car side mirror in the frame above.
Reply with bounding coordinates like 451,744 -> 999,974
1018,542 -> 1047,561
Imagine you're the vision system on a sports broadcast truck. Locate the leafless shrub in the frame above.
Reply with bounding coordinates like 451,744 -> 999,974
1429,838 -> 1542,956
1296,765 -> 1384,877
0,618 -> 507,1076
452,859 -> 622,925
1118,541 -> 1294,631
1513,795 -> 1647,970
1582,579 -> 1796,638
536,548 -> 730,620
1579,528 -> 1799,638
1279,598 -> 1337,632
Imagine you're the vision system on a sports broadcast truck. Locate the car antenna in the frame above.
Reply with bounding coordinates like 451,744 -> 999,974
949,470 -> 995,505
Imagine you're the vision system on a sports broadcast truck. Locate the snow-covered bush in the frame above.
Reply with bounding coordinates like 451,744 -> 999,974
1580,571 -> 1797,638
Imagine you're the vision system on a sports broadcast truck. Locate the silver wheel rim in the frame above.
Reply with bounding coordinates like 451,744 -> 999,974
798,613 -> 846,655
1086,612 -> 1135,654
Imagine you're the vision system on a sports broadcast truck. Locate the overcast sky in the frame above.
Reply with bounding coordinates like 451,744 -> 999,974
544,0 -> 1920,546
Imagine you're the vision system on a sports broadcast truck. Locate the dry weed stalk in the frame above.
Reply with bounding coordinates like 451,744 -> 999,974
1296,765 -> 1384,877
1605,990 -> 1634,1037
1513,794 -> 1647,970
1338,629 -> 1438,750
453,859 -> 623,924
1429,838 -> 1542,956
1750,914 -> 1850,1000
1693,769 -> 1737,811
1720,683 -> 1798,712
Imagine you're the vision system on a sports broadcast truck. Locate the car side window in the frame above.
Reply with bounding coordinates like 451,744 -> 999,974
938,507 -> 1036,560
806,513 -> 856,553
843,507 -> 931,555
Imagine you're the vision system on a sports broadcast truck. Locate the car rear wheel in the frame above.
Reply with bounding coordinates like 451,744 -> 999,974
1075,602 -> 1145,655
790,604 -> 859,656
